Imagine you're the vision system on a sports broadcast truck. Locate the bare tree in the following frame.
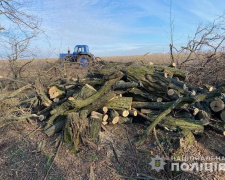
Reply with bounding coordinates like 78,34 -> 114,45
179,15 -> 225,66
168,0 -> 176,67
0,0 -> 40,33
162,0 -> 176,67
174,14 -> 225,85
0,0 -> 41,81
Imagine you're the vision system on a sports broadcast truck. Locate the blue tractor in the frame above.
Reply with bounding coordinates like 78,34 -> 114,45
60,45 -> 95,68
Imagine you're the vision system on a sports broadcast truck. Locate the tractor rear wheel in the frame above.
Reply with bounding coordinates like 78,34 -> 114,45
77,55 -> 92,68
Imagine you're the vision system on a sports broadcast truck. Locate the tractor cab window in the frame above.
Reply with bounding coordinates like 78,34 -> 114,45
86,46 -> 89,53
75,46 -> 84,53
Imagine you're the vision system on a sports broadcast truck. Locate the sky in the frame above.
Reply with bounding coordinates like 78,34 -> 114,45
3,0 -> 225,57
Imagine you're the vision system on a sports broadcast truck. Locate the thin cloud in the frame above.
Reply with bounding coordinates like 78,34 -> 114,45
24,0 -> 225,57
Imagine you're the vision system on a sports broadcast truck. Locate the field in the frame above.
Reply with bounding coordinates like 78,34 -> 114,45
0,54 -> 225,180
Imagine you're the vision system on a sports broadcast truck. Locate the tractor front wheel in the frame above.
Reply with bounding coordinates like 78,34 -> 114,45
77,55 -> 92,68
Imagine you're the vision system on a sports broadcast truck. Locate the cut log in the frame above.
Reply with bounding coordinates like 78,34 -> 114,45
157,72 -> 187,90
127,66 -> 187,97
202,84 -> 214,92
129,110 -> 137,117
44,117 -> 66,137
127,88 -> 158,102
102,114 -> 109,122
108,109 -> 119,124
220,110 -> 225,122
79,91 -> 117,118
106,97 -> 132,110
70,77 -> 78,82
90,111 -> 108,122
156,97 -> 163,102
102,121 -> 108,125
49,85 -> 65,99
114,80 -> 139,90
210,99 -> 224,112
192,108 -> 200,116
118,117 -> 133,124
167,89 -> 179,100
117,110 -> 129,117
148,65 -> 187,80
98,106 -> 108,114
196,110 -> 211,125
135,110 -> 166,130
90,111 -> 103,119
35,79 -> 52,107
162,116 -> 203,134
132,101 -> 173,110
173,130 -> 195,157
89,115 -> 102,142
140,109 -> 160,115
53,98 -> 60,102
38,115 -> 45,121
173,109 -> 194,119
64,112 -> 88,153
144,115 -> 203,134
73,84 -> 97,99
206,124 -> 225,136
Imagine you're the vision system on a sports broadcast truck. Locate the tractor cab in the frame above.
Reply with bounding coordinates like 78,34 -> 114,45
74,45 -> 89,54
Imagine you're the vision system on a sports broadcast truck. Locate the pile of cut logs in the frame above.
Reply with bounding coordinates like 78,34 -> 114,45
5,61 -> 225,152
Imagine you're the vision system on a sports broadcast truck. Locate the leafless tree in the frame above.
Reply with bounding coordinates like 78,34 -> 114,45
0,0 -> 40,33
175,14 -> 225,85
0,0 -> 42,81
162,0 -> 176,67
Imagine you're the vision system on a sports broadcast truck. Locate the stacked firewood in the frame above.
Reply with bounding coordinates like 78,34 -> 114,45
3,61 -> 225,152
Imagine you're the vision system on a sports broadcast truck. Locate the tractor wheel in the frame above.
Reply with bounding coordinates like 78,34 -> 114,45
77,55 -> 92,68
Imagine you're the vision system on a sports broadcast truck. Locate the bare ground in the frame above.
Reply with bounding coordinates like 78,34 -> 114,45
1,119 -> 225,180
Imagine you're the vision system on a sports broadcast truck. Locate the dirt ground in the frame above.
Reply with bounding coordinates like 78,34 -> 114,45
1,57 -> 225,180
1,119 -> 225,180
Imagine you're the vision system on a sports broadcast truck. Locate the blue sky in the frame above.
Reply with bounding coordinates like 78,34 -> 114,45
18,0 -> 225,57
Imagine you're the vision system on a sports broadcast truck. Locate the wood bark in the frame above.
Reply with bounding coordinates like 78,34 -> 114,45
44,117 -> 66,137
108,109 -> 120,124
196,110 -> 211,125
89,114 -> 102,141
114,80 -> 139,90
129,110 -> 137,117
127,66 -> 187,97
220,110 -> 225,122
64,112 -> 88,153
73,84 -> 96,99
90,111 -> 108,122
35,79 -> 52,107
118,117 -> 133,124
106,97 -> 132,110
127,88 -> 158,102
132,101 -> 173,110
